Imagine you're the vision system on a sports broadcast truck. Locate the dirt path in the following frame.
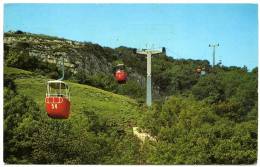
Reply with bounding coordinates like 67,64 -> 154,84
133,127 -> 156,142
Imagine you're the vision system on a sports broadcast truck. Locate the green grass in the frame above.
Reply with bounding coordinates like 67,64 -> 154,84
4,66 -> 34,77
4,66 -> 144,131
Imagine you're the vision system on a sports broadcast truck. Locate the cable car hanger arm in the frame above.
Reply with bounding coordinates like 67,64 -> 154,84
58,56 -> 65,81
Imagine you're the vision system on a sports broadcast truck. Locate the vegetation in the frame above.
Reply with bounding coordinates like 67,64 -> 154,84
140,96 -> 257,164
3,32 -> 258,164
4,67 -> 143,164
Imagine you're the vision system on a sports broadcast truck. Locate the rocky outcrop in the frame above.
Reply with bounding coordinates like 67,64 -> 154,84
4,32 -> 119,76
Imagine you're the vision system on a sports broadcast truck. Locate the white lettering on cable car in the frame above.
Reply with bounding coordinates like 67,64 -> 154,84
51,103 -> 58,110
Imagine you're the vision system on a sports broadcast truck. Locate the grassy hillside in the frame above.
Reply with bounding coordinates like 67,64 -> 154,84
4,66 -> 143,130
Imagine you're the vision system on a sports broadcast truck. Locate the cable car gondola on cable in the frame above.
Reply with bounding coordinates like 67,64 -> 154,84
196,66 -> 202,74
45,80 -> 70,119
114,64 -> 128,84
201,67 -> 206,76
45,57 -> 70,119
195,66 -> 207,76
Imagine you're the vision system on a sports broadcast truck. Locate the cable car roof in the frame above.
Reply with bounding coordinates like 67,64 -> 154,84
116,64 -> 125,66
47,80 -> 69,89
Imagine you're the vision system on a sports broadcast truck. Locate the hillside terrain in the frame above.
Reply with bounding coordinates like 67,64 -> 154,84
4,31 -> 210,100
5,66 -> 143,129
3,31 -> 258,164
4,66 -> 146,164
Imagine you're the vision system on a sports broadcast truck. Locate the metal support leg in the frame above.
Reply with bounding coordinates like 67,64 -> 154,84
147,54 -> 152,107
147,75 -> 152,107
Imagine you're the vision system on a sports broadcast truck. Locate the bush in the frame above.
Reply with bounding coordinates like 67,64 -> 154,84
192,74 -> 225,103
4,88 -> 42,164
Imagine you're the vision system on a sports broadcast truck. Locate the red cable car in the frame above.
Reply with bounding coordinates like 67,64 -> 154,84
196,66 -> 202,74
196,68 -> 202,73
45,80 -> 70,119
114,64 -> 127,84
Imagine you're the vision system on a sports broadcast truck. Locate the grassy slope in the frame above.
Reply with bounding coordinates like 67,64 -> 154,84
4,67 -> 144,131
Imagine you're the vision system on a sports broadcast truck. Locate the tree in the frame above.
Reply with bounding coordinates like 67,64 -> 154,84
192,74 -> 225,104
5,47 -> 40,71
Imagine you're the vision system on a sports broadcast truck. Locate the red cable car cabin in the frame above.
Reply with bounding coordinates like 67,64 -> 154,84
114,64 -> 128,84
196,68 -> 202,73
45,80 -> 70,119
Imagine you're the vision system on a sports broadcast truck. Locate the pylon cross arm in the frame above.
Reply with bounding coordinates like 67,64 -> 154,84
149,51 -> 161,55
136,51 -> 148,55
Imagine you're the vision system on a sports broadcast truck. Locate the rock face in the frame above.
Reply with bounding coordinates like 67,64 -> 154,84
4,32 -> 115,76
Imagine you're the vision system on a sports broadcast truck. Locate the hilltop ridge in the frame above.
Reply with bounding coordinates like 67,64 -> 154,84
4,30 -> 212,100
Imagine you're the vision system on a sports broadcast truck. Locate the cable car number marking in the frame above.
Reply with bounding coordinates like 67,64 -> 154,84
51,103 -> 58,110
